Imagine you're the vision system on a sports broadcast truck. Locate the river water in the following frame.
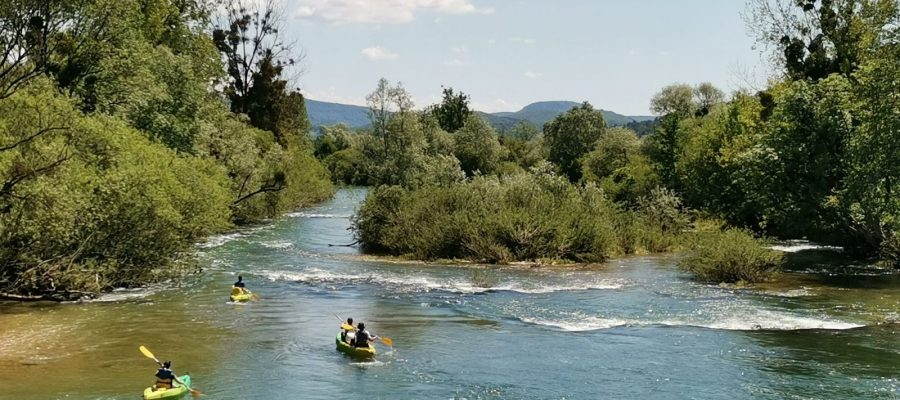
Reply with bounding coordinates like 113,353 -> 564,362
1,188 -> 898,399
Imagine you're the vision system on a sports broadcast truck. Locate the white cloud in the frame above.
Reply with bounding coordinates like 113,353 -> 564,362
293,0 -> 494,24
451,45 -> 469,54
628,49 -> 640,56
445,58 -> 466,67
511,37 -> 536,45
487,38 -> 496,45
361,46 -> 398,61
523,71 -> 542,79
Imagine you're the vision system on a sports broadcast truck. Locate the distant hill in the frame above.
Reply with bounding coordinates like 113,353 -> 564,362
305,99 -> 370,129
304,98 -> 655,133
489,101 -> 655,130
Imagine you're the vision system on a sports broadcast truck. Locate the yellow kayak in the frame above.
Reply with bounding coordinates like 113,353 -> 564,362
143,374 -> 191,400
336,334 -> 375,358
229,286 -> 252,302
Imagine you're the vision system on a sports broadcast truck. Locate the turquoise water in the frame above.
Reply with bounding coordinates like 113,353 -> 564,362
1,188 -> 898,399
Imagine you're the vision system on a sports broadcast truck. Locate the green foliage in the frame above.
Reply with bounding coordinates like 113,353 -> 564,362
580,127 -> 659,204
832,43 -> 900,264
430,86 -> 471,133
452,115 -> 503,177
746,0 -> 899,81
354,165 -> 693,263
314,124 -> 355,159
544,102 -> 607,181
0,0 -> 333,298
679,229 -> 783,283
500,121 -> 545,170
0,82 -> 232,295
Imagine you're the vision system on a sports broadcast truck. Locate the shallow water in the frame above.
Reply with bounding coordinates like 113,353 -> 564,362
1,188 -> 898,399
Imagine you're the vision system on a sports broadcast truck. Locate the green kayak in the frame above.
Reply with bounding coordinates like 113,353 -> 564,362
336,333 -> 376,358
142,374 -> 191,400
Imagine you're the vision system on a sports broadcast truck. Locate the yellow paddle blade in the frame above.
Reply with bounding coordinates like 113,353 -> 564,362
251,293 -> 260,301
189,388 -> 203,397
380,337 -> 393,346
341,323 -> 355,331
139,346 -> 155,360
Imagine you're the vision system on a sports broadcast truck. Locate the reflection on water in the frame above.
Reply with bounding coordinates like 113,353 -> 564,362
1,188 -> 898,399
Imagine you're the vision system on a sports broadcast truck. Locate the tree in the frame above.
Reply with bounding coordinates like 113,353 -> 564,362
693,82 -> 725,116
430,86 -> 471,133
650,83 -> 695,117
543,102 -> 607,182
745,0 -> 900,81
213,0 -> 308,145
581,127 -> 659,204
453,115 -> 503,176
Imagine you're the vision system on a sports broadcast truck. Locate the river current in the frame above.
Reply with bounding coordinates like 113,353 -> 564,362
1,188 -> 898,399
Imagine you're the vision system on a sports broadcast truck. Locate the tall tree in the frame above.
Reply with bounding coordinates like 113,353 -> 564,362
430,86 -> 471,133
213,0 -> 307,145
544,102 -> 606,182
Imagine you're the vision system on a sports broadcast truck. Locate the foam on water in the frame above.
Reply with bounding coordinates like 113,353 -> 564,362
516,306 -> 864,332
285,211 -> 352,219
519,316 -> 631,331
89,287 -> 158,302
260,268 -> 624,295
260,241 -> 294,249
769,240 -> 843,253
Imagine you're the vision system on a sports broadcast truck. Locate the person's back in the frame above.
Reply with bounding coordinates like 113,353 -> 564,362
155,362 -> 176,389
340,318 -> 354,343
353,329 -> 370,347
352,322 -> 375,348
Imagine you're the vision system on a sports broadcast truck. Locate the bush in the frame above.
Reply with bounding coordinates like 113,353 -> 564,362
678,228 -> 783,283
0,83 -> 234,296
355,168 -> 632,263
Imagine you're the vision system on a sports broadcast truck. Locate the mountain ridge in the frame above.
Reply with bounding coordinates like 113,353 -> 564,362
305,98 -> 655,132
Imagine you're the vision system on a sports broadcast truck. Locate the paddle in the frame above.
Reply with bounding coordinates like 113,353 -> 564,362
139,346 -> 202,398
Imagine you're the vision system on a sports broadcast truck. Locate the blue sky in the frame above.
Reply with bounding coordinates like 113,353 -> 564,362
279,0 -> 771,115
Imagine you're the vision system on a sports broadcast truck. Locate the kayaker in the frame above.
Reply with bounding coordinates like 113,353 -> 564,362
154,360 -> 187,391
340,317 -> 355,343
351,322 -> 378,348
233,275 -> 247,293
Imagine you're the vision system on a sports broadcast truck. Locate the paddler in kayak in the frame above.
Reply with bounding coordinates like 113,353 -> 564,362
233,275 -> 248,294
350,322 -> 379,348
154,360 -> 188,391
340,317 -> 355,343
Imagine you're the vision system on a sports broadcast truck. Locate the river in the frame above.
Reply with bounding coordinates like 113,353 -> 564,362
1,188 -> 898,399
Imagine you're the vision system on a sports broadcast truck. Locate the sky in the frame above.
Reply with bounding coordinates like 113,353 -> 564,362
276,0 -> 772,115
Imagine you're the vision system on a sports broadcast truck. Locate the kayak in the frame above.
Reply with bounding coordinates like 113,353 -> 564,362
230,287 -> 252,302
335,333 -> 375,358
142,374 -> 191,400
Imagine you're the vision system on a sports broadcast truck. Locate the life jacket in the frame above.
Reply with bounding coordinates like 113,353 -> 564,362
155,368 -> 174,389
354,330 -> 370,347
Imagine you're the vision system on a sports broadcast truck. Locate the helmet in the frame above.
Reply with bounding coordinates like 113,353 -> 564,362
163,360 -> 172,368
357,322 -> 365,330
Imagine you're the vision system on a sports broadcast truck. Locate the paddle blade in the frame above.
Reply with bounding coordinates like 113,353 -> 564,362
341,323 -> 355,331
251,293 -> 260,301
380,337 -> 393,346
189,388 -> 203,397
139,346 -> 156,360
